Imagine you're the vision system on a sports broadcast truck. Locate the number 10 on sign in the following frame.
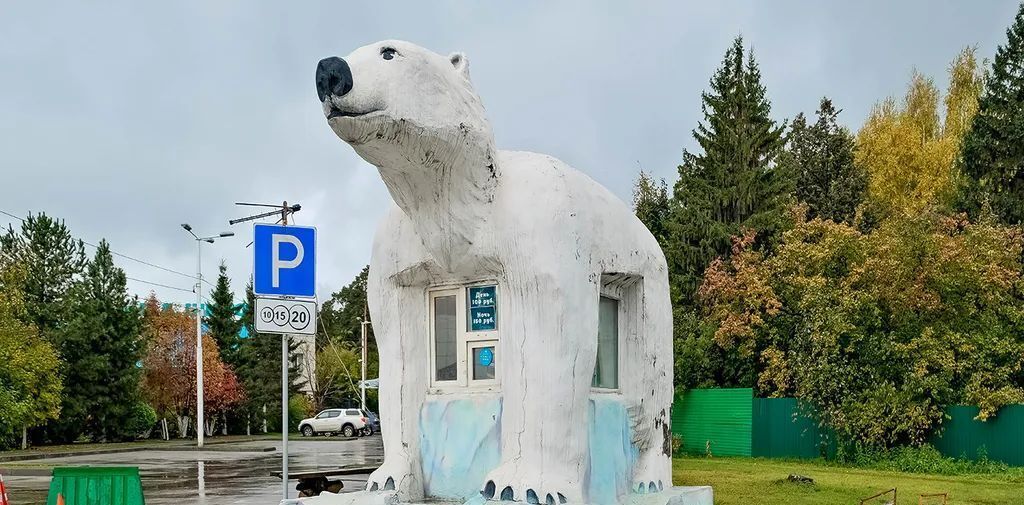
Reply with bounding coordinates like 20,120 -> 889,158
255,296 -> 317,336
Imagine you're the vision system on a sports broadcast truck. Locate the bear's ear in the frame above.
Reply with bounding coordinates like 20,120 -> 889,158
449,52 -> 470,81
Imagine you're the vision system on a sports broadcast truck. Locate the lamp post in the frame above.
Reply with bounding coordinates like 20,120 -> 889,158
360,319 -> 370,411
181,224 -> 234,448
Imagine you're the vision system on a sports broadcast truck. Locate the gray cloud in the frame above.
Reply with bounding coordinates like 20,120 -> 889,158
1,0 -> 1018,303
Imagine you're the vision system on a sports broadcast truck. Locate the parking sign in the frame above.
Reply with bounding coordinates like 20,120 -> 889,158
253,223 -> 316,298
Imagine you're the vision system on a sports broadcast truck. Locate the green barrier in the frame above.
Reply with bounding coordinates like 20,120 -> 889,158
46,467 -> 145,505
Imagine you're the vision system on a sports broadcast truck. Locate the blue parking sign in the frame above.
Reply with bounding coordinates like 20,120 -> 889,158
253,224 -> 317,298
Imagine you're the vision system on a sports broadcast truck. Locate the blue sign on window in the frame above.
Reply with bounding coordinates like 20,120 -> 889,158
478,347 -> 494,366
468,285 -> 497,331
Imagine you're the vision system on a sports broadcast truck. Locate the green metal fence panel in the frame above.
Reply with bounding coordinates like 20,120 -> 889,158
47,467 -> 145,505
672,388 -> 752,457
751,397 -> 832,459
931,404 -> 1024,466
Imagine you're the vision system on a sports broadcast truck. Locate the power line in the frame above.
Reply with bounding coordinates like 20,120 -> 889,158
0,209 -> 24,222
126,276 -> 195,294
1,207 -> 215,288
3,245 -> 194,294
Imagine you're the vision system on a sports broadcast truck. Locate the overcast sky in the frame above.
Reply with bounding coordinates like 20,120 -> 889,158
1,1 -> 1019,304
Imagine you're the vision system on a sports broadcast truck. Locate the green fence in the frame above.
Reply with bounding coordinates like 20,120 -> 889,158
672,389 -> 1024,466
672,388 -> 752,457
751,397 -> 834,459
932,405 -> 1024,466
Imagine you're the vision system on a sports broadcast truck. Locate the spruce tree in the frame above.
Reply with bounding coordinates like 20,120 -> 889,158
206,262 -> 242,368
632,171 -> 671,246
54,240 -> 144,442
663,36 -> 790,391
961,3 -> 1024,225
664,36 -> 791,306
781,98 -> 865,223
0,213 -> 85,341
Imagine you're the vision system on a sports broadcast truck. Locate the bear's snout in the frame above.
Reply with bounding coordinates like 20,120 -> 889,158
316,57 -> 353,102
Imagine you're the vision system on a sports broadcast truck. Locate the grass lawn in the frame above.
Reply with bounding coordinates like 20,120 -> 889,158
673,456 -> 1024,505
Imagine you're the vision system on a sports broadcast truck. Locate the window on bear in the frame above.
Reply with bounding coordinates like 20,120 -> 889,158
593,295 -> 619,389
429,284 -> 499,388
471,345 -> 496,380
433,293 -> 458,382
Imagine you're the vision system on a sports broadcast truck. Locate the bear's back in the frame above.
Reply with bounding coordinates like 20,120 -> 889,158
493,150 -> 666,272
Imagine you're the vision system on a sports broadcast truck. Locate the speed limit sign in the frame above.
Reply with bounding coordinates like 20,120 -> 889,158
255,296 -> 317,335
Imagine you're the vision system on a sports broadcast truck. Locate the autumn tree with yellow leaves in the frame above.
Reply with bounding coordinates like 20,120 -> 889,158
855,49 -> 984,219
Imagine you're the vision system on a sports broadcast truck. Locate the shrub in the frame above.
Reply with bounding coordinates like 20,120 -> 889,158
837,443 -> 1023,478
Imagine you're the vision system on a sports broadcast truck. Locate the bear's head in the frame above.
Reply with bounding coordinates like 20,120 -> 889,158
315,40 -> 493,172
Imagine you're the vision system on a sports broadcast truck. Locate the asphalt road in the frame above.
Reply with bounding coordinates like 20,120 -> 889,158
3,435 -> 383,505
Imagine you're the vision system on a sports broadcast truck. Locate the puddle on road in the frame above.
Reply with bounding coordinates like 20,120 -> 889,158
4,438 -> 384,505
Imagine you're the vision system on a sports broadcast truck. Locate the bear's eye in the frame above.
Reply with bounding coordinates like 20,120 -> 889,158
381,47 -> 397,61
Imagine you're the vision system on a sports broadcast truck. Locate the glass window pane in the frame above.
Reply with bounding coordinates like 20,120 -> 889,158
434,295 -> 458,381
593,296 -> 618,389
473,346 -> 496,380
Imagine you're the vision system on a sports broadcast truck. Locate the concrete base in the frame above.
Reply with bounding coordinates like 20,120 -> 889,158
286,486 -> 713,505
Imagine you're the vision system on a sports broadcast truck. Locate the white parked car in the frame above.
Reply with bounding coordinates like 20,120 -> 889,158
298,408 -> 369,438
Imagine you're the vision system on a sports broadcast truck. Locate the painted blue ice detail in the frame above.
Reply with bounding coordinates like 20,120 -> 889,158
417,395 -> 637,504
587,396 -> 639,505
419,396 -> 503,500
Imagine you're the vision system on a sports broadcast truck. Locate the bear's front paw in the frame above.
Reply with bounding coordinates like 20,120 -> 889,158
366,459 -> 416,494
481,464 -> 584,504
631,452 -> 669,494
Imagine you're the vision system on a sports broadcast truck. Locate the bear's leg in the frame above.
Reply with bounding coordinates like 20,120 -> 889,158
482,270 -> 598,504
365,280 -> 428,500
628,274 -> 673,494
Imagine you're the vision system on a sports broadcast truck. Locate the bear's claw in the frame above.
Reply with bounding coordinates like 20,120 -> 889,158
481,464 -> 582,503
365,460 -> 414,494
632,480 -> 664,494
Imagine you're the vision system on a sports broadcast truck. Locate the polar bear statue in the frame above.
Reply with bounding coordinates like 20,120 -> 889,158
315,41 -> 686,505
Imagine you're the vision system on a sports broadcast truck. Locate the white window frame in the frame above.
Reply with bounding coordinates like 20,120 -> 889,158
425,280 -> 501,391
429,288 -> 464,387
428,282 -> 500,392
467,341 -> 498,386
593,273 -> 641,394
592,292 -> 622,392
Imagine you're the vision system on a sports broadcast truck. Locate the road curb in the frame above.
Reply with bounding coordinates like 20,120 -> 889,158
0,467 -> 53,476
158,446 -> 276,453
0,437 -> 280,462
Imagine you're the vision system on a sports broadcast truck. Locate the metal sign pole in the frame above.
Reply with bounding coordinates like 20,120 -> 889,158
282,333 -> 289,500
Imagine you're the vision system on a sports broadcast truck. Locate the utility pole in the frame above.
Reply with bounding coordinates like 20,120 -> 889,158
280,201 -> 291,501
195,237 -> 203,448
228,200 -> 303,501
180,224 -> 235,448
361,306 -> 369,411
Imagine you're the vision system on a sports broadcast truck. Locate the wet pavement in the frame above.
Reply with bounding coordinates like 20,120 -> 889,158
3,435 -> 383,505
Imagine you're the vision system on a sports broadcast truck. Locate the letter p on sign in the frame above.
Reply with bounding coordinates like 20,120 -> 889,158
254,224 -> 316,298
272,234 -> 304,288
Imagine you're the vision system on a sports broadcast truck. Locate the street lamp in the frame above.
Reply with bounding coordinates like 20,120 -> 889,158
181,223 -> 234,448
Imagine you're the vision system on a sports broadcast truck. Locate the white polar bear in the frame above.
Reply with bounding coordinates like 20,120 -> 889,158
316,41 -> 673,504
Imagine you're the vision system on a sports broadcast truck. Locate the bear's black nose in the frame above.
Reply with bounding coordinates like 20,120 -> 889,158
316,57 -> 353,102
